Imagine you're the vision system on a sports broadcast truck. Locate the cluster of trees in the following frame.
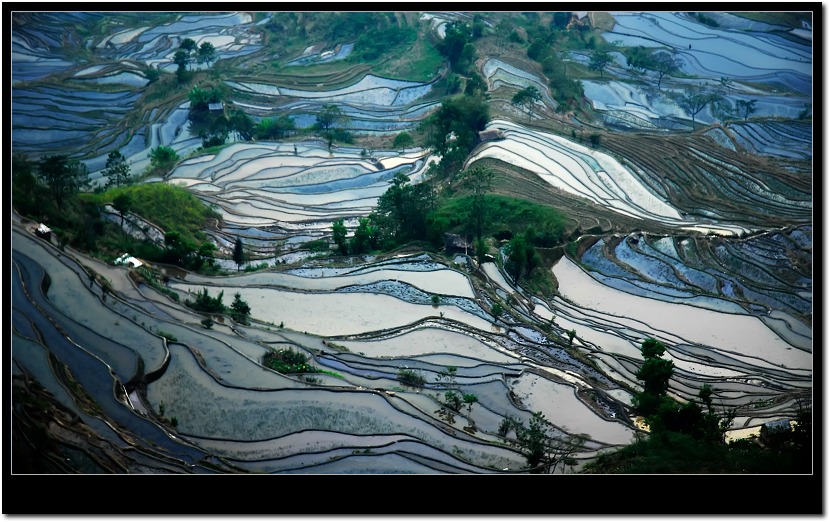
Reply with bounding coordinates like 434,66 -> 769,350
331,217 -> 379,256
419,92 -> 490,175
252,114 -> 296,141
369,171 -> 437,247
36,154 -> 90,211
174,37 -> 216,83
504,227 -> 544,283
437,21 -> 480,74
162,231 -> 217,271
187,84 -> 254,147
185,287 -> 251,325
623,46 -> 683,88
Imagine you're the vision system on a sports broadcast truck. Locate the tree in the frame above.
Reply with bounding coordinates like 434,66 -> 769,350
103,150 -> 131,188
332,218 -> 348,255
676,85 -> 718,128
735,99 -> 757,122
112,192 -> 133,228
505,230 -> 542,282
651,52 -> 681,89
461,166 -> 494,242
38,155 -> 89,211
438,22 -> 474,72
230,292 -> 251,324
316,104 -> 344,132
196,241 -> 217,269
589,50 -> 613,79
464,72 -> 488,97
12,153 -> 39,215
567,329 -> 576,346
421,93 -> 490,162
491,302 -> 504,319
144,65 -> 160,84
253,115 -> 295,140
350,217 -> 375,254
186,287 -> 226,314
633,338 -> 675,416
511,86 -> 542,118
515,411 -> 589,473
233,237 -> 245,271
462,393 -> 478,415
173,49 -> 189,83
370,171 -> 434,246
392,131 -> 414,152
180,37 -> 197,55
198,41 -> 216,67
552,11 -> 572,30
148,146 -> 178,174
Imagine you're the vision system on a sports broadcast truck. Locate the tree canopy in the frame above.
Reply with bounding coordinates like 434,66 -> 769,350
38,155 -> 89,211
103,150 -> 131,188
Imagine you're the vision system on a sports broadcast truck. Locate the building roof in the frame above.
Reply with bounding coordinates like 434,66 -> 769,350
114,253 -> 143,268
208,102 -> 224,111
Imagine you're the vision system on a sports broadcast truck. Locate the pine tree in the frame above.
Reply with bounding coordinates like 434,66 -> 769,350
233,237 -> 245,271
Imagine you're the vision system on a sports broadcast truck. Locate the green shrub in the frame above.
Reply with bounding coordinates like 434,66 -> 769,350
398,368 -> 427,388
263,348 -> 320,374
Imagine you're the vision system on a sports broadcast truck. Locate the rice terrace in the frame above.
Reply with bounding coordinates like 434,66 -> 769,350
8,8 -> 816,499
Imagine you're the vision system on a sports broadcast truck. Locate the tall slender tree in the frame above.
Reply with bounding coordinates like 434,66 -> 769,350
103,150 -> 131,188
233,237 -> 245,271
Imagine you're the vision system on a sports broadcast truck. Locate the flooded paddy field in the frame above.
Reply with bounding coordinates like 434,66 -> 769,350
10,10 -> 812,477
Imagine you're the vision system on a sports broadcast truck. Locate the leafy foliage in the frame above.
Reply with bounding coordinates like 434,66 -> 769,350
331,218 -> 348,255
589,50 -> 613,78
229,292 -> 251,325
103,150 -> 132,188
263,348 -> 319,374
185,287 -> 226,314
233,237 -> 245,271
148,146 -> 179,175
511,86 -> 542,116
38,155 -> 90,211
397,368 -> 427,387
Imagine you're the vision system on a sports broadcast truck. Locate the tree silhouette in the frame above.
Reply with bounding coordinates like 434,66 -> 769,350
38,155 -> 89,211
233,237 -> 245,271
112,193 -> 133,228
103,150 -> 131,188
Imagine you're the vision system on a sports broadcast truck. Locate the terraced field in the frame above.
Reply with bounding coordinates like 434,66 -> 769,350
10,10 -> 813,479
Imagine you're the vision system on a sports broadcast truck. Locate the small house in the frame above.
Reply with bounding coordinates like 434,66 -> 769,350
35,223 -> 52,241
114,253 -> 143,269
208,102 -> 224,112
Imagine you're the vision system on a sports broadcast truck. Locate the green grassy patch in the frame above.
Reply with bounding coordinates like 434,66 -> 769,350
83,182 -> 221,247
434,194 -> 568,246
373,33 -> 444,82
